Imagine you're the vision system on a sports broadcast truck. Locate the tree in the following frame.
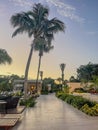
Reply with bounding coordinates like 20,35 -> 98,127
40,71 -> 43,81
60,63 -> 66,89
77,62 -> 98,82
57,77 -> 62,85
69,76 -> 80,82
0,49 -> 12,65
34,37 -> 54,90
11,3 -> 65,98
42,78 -> 54,91
0,74 -> 20,92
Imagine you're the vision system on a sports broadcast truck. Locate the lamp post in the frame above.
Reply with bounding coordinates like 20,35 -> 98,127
60,63 -> 66,90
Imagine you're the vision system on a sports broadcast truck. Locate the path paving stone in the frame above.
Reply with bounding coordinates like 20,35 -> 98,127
12,94 -> 98,130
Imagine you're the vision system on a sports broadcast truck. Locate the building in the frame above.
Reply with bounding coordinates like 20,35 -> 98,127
13,79 -> 42,94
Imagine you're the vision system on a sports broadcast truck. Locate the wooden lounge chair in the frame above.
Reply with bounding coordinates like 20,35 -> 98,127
2,114 -> 22,119
0,118 -> 18,130
0,114 -> 22,130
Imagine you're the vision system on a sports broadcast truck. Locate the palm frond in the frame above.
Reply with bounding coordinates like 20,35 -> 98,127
0,49 -> 12,65
48,18 -> 65,33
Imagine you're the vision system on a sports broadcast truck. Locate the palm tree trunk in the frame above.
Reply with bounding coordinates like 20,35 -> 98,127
61,71 -> 64,90
36,55 -> 42,93
24,43 -> 34,99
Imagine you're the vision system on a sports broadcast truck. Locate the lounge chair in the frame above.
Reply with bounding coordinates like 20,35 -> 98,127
6,96 -> 20,109
2,114 -> 22,119
0,118 -> 18,130
0,113 -> 22,130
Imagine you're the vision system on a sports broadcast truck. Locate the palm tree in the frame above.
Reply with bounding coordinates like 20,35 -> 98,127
11,3 -> 65,98
40,71 -> 43,81
0,49 -> 12,65
34,37 -> 54,91
60,63 -> 66,90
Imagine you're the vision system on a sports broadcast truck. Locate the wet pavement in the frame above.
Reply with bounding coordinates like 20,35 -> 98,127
12,94 -> 98,130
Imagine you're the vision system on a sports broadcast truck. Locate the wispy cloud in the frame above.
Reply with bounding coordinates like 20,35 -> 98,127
9,0 -> 33,7
9,0 -> 85,23
45,0 -> 85,23
86,31 -> 97,36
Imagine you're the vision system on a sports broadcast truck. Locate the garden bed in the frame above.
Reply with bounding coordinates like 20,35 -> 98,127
56,92 -> 98,116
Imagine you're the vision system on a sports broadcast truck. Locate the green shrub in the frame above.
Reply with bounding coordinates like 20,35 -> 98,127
20,97 -> 36,107
65,95 -> 74,104
81,104 -> 98,116
56,92 -> 98,116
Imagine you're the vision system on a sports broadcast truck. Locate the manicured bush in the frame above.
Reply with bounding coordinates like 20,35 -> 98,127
81,104 -> 98,116
56,92 -> 98,116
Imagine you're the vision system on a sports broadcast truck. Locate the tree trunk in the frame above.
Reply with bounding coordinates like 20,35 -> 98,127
24,43 -> 34,99
62,71 -> 64,90
36,55 -> 42,93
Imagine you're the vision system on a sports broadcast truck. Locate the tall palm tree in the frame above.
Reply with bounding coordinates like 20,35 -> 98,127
60,63 -> 66,90
0,49 -> 12,65
34,37 -> 54,91
11,3 -> 65,98
40,71 -> 43,81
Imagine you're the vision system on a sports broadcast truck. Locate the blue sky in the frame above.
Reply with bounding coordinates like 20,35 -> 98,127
0,0 -> 98,80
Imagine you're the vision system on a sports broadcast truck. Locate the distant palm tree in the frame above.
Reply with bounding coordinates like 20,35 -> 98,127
0,49 -> 12,65
34,37 -> 54,90
11,3 -> 65,98
40,71 -> 43,81
60,63 -> 66,89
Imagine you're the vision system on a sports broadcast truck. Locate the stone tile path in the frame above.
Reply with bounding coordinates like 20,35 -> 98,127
12,94 -> 98,130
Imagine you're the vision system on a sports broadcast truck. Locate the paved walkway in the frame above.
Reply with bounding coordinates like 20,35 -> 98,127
12,94 -> 98,130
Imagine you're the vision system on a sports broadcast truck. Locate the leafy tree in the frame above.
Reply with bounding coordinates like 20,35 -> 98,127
0,74 -> 20,92
69,76 -> 80,82
77,62 -> 98,82
11,3 -> 65,98
42,78 -> 54,91
91,76 -> 98,92
57,77 -> 62,84
0,49 -> 12,65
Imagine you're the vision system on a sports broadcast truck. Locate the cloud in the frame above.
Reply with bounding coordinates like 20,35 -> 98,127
9,0 -> 85,23
45,0 -> 85,23
86,31 -> 97,36
9,0 -> 33,7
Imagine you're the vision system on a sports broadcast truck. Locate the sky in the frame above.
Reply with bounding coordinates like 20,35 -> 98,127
0,0 -> 98,80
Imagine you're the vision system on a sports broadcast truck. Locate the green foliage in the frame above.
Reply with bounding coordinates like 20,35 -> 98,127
81,104 -> 98,116
0,74 -> 21,92
12,92 -> 23,97
69,76 -> 80,82
77,62 -> 98,82
19,97 -> 36,107
0,48 -> 12,65
73,88 -> 87,93
56,92 -> 98,116
63,85 -> 69,93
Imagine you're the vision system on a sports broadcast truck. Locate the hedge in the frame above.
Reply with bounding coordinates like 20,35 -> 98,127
56,92 -> 98,116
